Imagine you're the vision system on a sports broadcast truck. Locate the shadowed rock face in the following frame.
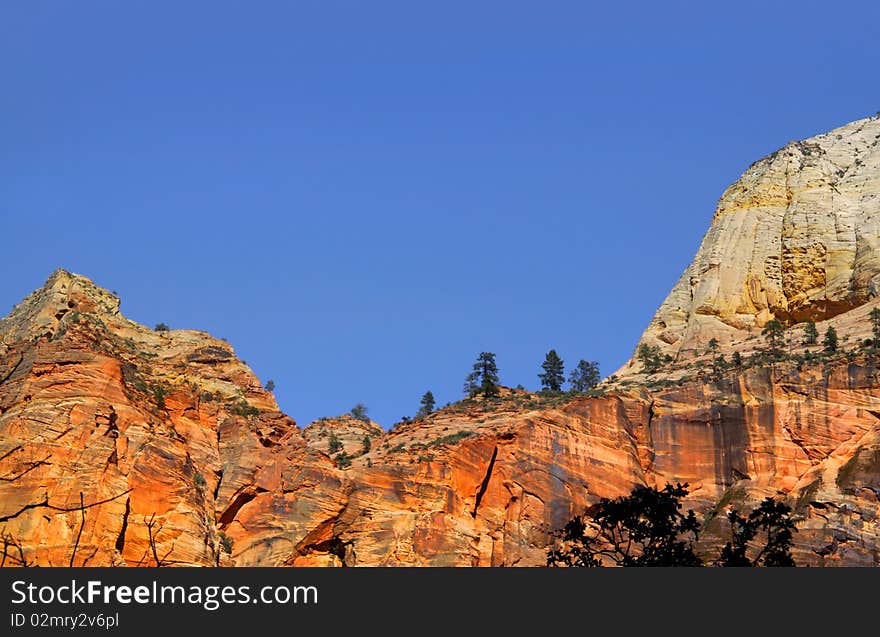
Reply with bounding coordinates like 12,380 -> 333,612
2,116 -> 879,567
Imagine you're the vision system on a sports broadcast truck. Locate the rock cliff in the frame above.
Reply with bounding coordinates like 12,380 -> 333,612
0,271 -> 347,567
2,114 -> 879,567
616,114 -> 880,370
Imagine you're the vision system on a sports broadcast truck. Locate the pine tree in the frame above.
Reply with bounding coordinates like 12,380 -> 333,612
637,343 -> 663,373
711,354 -> 727,383
328,431 -> 342,454
539,349 -> 565,392
361,435 -> 371,455
731,351 -> 743,368
463,371 -> 479,397
464,352 -> 499,398
870,308 -> 880,344
265,379 -> 275,392
350,403 -> 369,422
569,360 -> 600,392
707,338 -> 719,354
823,326 -> 839,353
417,391 -> 436,418
803,321 -> 819,345
761,319 -> 785,358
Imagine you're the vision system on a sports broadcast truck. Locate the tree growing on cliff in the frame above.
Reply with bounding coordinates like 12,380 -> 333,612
334,451 -> 352,468
417,390 -> 436,418
265,379 -> 275,392
731,351 -> 743,368
350,403 -> 370,422
361,435 -> 371,455
870,308 -> 880,344
539,349 -> 565,392
328,431 -> 343,454
711,354 -> 728,383
716,497 -> 797,567
569,360 -> 601,392
803,321 -> 819,346
823,326 -> 839,353
761,319 -> 786,358
464,352 -> 499,398
547,483 -> 702,567
218,532 -> 234,555
707,338 -> 719,354
637,343 -> 663,373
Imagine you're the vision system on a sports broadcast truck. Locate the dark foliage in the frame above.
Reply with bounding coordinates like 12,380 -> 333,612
350,403 -> 370,422
539,349 -> 565,392
716,498 -> 797,567
569,359 -> 600,392
547,484 -> 797,568
547,483 -> 702,567
464,352 -> 499,397
637,343 -> 663,373
803,321 -> 819,345
417,390 -> 436,418
823,326 -> 839,353
761,319 -> 785,358
328,431 -> 343,454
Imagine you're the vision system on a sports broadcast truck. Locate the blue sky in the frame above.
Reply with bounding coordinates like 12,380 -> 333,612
2,2 -> 878,427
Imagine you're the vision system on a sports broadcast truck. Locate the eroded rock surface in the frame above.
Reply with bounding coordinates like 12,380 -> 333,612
3,115 -> 880,566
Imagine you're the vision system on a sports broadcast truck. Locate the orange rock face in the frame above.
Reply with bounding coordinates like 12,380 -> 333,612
0,271 -> 346,567
302,415 -> 383,459
1,271 -> 878,566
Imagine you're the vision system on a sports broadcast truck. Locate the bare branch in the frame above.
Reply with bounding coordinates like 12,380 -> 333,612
0,456 -> 52,482
0,530 -> 30,567
0,488 -> 131,523
69,492 -> 86,567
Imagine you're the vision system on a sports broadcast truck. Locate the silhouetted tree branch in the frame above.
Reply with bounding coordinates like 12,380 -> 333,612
0,456 -> 52,481
548,484 -> 797,567
1,529 -> 31,567
141,513 -> 178,567
69,492 -> 86,567
0,488 -> 131,567
0,488 -> 132,523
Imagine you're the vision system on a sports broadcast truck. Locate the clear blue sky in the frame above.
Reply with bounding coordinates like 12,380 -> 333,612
2,2 -> 878,427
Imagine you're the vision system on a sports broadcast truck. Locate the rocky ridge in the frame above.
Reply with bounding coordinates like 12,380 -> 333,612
616,114 -> 880,375
2,114 -> 880,567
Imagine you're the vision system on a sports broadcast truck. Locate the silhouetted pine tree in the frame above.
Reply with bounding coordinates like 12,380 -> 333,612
417,390 -> 436,418
464,352 -> 499,398
569,360 -> 600,392
539,349 -> 565,392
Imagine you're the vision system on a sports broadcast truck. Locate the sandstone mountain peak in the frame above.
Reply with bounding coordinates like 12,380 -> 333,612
618,114 -> 880,375
1,269 -> 121,349
2,117 -> 880,567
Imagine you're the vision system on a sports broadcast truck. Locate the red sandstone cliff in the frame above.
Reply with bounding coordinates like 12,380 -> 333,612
1,272 -> 876,566
2,115 -> 880,567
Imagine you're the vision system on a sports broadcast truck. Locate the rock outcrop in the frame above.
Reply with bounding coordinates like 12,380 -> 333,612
2,114 -> 880,567
617,114 -> 880,371
302,415 -> 383,460
0,270 -> 347,567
